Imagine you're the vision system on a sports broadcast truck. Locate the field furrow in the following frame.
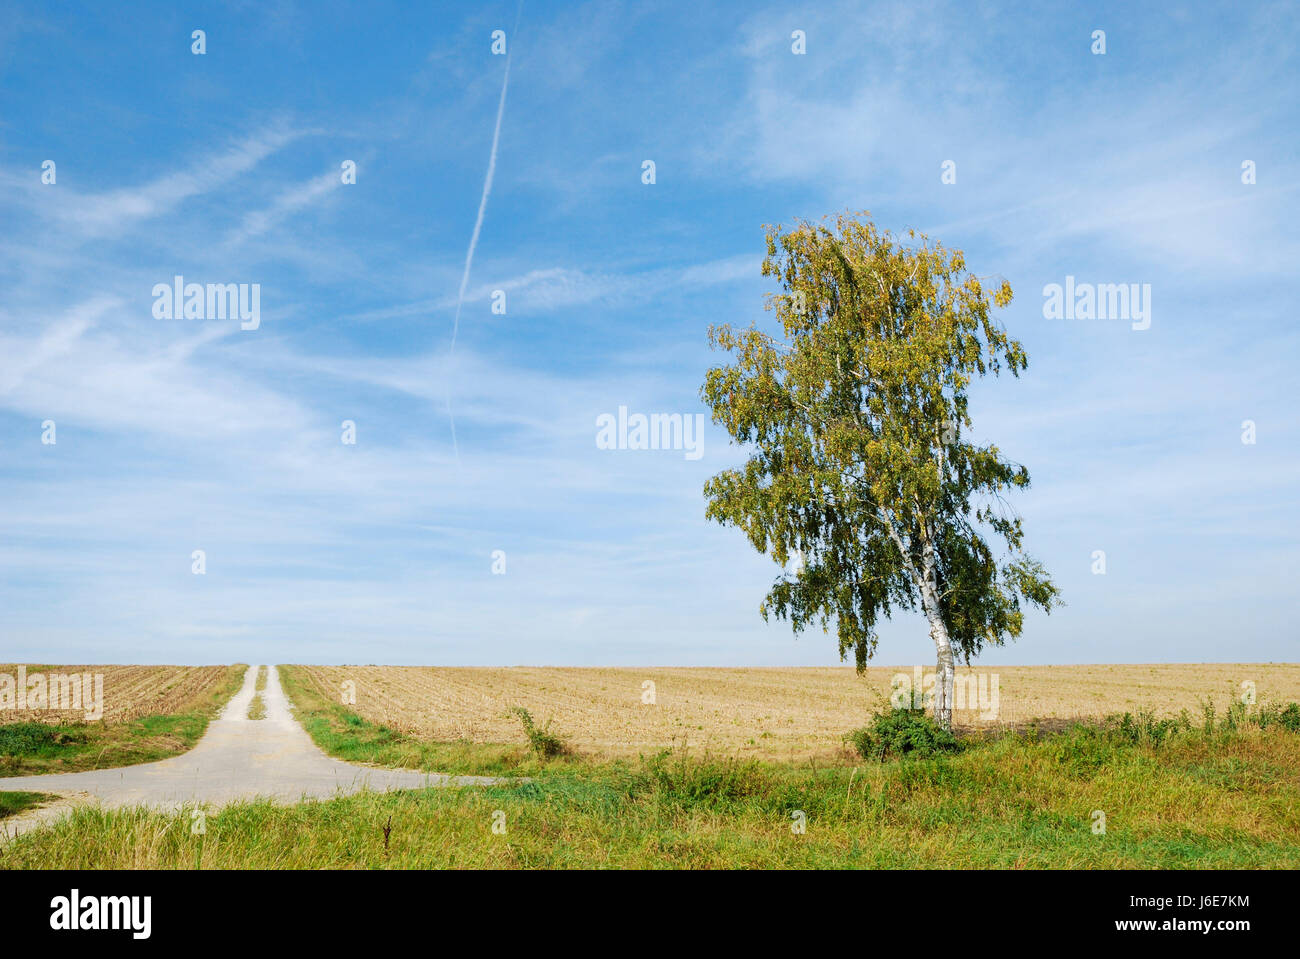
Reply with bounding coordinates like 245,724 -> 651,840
0,665 -> 240,725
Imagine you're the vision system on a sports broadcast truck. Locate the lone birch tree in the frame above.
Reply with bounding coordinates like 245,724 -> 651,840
701,212 -> 1060,729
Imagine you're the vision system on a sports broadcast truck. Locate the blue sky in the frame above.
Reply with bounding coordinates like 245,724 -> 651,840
1,0 -> 1296,667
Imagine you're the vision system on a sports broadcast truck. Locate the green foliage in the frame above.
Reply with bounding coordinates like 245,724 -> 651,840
510,707 -> 568,759
0,722 -> 86,756
635,749 -> 769,806
1050,722 -> 1144,774
701,212 -> 1059,671
1256,702 -> 1300,732
1197,698 -> 1300,736
846,707 -> 964,762
1045,703 -> 1300,775
1114,709 -> 1189,746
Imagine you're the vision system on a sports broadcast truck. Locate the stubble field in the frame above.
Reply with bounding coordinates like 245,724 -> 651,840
0,665 -> 243,726
288,663 -> 1300,760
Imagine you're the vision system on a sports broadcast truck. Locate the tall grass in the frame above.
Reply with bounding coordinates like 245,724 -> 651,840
5,699 -> 1298,869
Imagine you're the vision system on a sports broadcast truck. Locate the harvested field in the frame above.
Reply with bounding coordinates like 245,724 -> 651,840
0,665 -> 241,725
287,663 -> 1300,760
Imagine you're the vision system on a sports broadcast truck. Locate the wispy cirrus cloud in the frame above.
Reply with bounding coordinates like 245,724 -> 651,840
714,0 -> 1300,275
4,127 -> 300,240
343,254 -> 764,323
224,167 -> 342,246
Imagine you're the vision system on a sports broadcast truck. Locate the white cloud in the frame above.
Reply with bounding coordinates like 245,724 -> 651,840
7,127 -> 299,239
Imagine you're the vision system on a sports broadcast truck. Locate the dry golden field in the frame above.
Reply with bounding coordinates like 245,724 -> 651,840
0,664 -> 239,725
290,663 -> 1300,760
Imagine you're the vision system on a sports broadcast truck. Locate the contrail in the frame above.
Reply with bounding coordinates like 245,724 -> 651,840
447,2 -> 521,466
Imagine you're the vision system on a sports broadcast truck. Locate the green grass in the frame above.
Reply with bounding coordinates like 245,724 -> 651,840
3,720 -> 1298,868
0,791 -> 56,821
6,682 -> 1291,869
0,665 -> 248,777
254,666 -> 267,693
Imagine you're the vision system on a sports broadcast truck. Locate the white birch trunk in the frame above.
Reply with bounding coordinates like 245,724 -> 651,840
921,591 -> 955,730
881,509 -> 955,730
918,528 -> 955,731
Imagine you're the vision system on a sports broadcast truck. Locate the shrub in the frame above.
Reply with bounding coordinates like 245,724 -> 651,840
846,707 -> 963,762
510,707 -> 568,759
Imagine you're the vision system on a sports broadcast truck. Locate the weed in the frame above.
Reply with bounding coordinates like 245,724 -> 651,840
511,707 -> 568,759
1256,702 -> 1300,733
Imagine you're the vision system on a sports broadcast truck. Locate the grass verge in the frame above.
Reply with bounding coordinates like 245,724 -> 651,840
2,717 -> 1297,867
106,672 -> 1293,869
0,791 -> 56,821
0,665 -> 248,777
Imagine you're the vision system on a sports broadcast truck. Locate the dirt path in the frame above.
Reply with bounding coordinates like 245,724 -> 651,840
0,665 -> 503,838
